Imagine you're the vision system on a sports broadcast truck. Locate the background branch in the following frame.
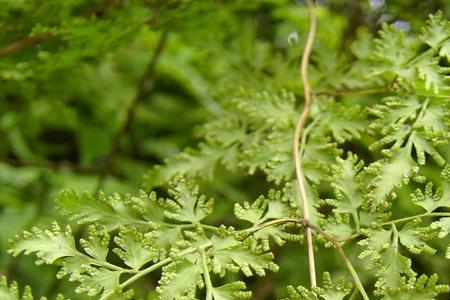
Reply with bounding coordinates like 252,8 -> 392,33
0,34 -> 53,56
96,31 -> 169,191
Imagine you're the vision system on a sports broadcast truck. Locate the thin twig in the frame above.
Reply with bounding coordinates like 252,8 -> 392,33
299,117 -> 319,159
0,34 -> 53,56
293,0 -> 317,288
380,212 -> 450,226
336,212 -> 450,242
96,31 -> 168,192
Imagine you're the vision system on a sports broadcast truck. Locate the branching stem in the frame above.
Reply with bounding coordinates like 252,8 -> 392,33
100,242 -> 213,300
337,212 -> 450,242
299,117 -> 319,159
250,218 -> 369,299
381,212 -> 450,226
99,215 -> 375,299
308,222 -> 369,300
246,218 -> 303,234
293,0 -> 317,288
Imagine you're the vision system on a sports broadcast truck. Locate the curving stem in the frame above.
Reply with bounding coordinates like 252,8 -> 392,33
293,0 -> 318,288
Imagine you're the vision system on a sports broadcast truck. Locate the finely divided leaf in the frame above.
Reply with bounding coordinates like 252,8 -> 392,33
56,189 -> 144,230
211,282 -> 252,300
234,189 -> 296,225
431,217 -> 450,258
366,147 -> 417,210
8,222 -> 78,265
327,152 -> 364,228
164,175 -> 214,223
8,222 -> 134,298
157,258 -> 202,300
398,221 -> 436,255
411,165 -> 450,212
113,226 -> 159,270
420,11 -> 450,48
210,235 -> 278,277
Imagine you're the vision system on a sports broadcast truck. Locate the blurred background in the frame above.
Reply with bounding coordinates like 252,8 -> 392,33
1,0 -> 450,299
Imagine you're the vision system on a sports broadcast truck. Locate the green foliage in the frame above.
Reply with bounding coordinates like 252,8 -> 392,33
382,274 -> 449,299
9,222 -> 137,298
9,178 -> 291,299
411,164 -> 450,212
0,276 -> 66,300
2,1 -> 450,300
284,272 -> 353,300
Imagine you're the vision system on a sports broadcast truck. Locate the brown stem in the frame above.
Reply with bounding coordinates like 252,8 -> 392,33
248,218 -> 369,299
293,0 -> 317,288
307,222 -> 369,300
0,34 -> 53,56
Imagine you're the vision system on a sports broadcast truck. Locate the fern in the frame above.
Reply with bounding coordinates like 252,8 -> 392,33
4,2 -> 450,300
9,177 -> 286,299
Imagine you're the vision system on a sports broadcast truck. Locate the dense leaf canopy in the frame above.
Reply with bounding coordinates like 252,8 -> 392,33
2,0 -> 450,299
